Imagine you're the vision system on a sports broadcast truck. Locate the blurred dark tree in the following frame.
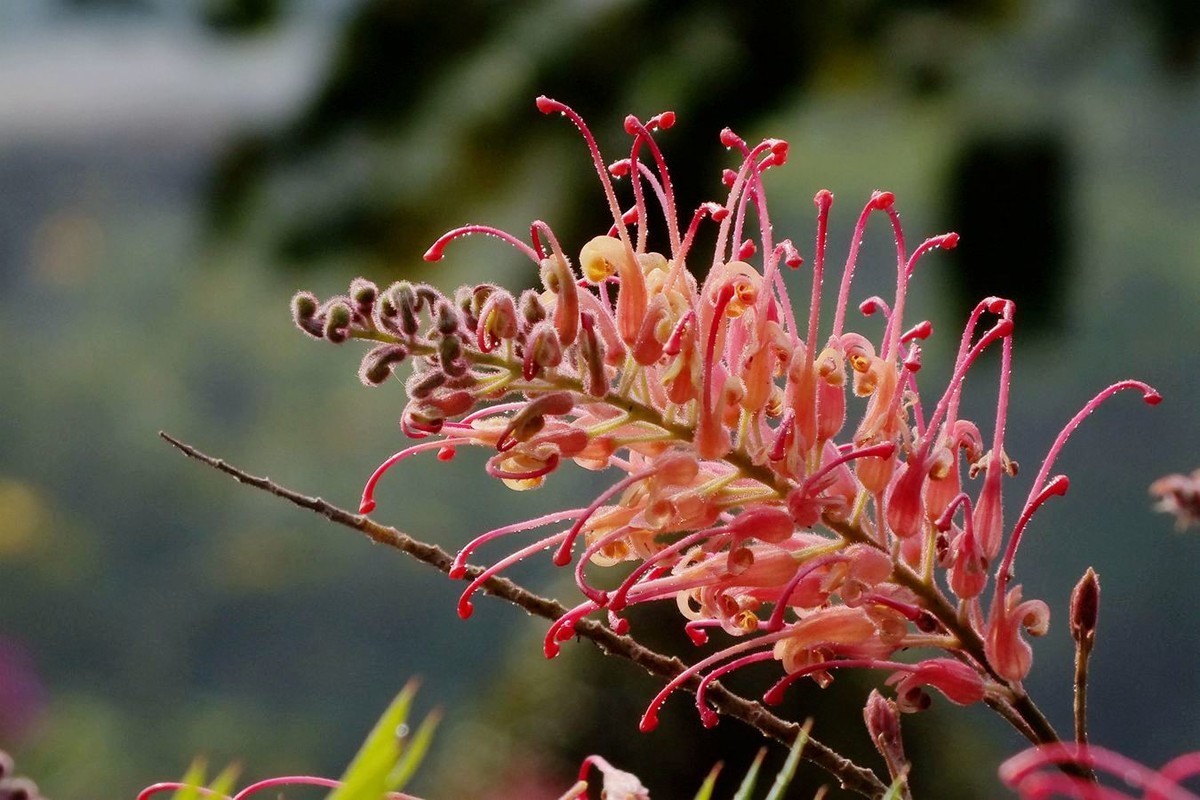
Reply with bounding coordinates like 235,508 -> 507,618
1137,0 -> 1200,71
59,0 -> 152,9
203,0 -> 1015,271
946,132 -> 1071,335
201,0 -> 283,35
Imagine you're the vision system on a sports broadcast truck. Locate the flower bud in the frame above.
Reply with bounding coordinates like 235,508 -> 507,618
497,393 -> 575,450
578,314 -> 608,397
864,689 -> 907,771
631,296 -> 669,365
349,277 -> 378,314
477,290 -> 518,351
653,452 -> 699,486
438,335 -> 464,372
429,390 -> 475,417
403,408 -> 444,435
540,254 -> 579,347
887,658 -> 985,713
322,300 -> 353,343
729,506 -> 794,544
519,288 -> 547,327
391,281 -> 421,336
435,302 -> 460,336
1069,567 -> 1099,646
1,776 -> 40,800
407,370 -> 446,400
856,453 -> 896,495
291,291 -> 324,338
358,344 -> 408,386
886,460 -> 927,539
523,322 -> 563,380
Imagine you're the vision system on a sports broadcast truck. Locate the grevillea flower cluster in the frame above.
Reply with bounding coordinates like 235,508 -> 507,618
293,97 -> 1160,738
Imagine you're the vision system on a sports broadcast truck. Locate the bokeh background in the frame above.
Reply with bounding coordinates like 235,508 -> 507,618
2,0 -> 1199,797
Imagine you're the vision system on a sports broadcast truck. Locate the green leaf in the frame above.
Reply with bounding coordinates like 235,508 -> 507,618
206,763 -> 241,798
388,707 -> 442,791
764,721 -> 811,800
691,762 -> 723,800
731,748 -> 767,800
167,758 -> 239,800
171,759 -> 207,800
326,680 -> 420,800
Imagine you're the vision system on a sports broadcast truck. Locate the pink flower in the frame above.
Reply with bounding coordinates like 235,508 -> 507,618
570,756 -> 649,800
985,585 -> 1051,684
1150,469 -> 1200,529
885,657 -> 986,712
0,636 -> 46,743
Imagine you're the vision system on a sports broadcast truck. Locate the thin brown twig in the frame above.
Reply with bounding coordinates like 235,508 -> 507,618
160,432 -> 888,799
1074,642 -> 1092,746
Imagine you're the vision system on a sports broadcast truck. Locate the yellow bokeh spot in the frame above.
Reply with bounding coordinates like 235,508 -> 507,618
31,210 -> 104,288
0,479 -> 47,556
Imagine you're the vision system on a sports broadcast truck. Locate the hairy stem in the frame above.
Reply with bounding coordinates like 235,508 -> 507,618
160,432 -> 888,799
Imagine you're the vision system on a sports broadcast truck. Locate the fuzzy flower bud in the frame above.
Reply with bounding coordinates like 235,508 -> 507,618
322,300 -> 353,344
477,290 -> 518,351
519,288 -> 547,327
864,689 -> 908,786
1069,567 -> 1100,646
349,277 -> 377,314
358,344 -> 408,386
390,281 -> 420,336
291,291 -> 323,338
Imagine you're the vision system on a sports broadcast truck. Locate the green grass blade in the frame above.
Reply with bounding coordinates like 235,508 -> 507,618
326,680 -> 420,800
387,708 -> 442,791
171,759 -> 207,800
731,748 -> 767,800
691,762 -> 723,800
764,721 -> 812,800
206,763 -> 241,798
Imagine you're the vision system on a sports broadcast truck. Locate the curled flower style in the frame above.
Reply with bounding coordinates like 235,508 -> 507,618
1000,743 -> 1200,799
139,776 -> 421,800
294,98 -> 1159,738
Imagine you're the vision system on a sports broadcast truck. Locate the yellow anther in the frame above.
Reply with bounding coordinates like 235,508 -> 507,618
734,610 -> 760,633
580,235 -> 628,284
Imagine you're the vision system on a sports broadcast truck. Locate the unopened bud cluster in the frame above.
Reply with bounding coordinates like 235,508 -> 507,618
0,751 -> 45,800
295,97 -> 1159,735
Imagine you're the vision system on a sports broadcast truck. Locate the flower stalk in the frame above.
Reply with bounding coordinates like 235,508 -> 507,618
159,432 -> 889,798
